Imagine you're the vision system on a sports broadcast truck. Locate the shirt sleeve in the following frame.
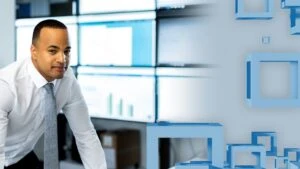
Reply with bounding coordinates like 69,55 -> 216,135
62,77 -> 107,169
0,80 -> 14,169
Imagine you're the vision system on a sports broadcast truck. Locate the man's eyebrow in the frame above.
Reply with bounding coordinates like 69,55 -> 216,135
47,46 -> 71,50
48,45 -> 59,49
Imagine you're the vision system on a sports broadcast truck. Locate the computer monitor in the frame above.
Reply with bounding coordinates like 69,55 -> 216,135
156,67 -> 215,122
157,0 -> 214,9
78,12 -> 156,66
77,66 -> 156,122
79,0 -> 155,14
157,16 -> 216,67
15,16 -> 78,66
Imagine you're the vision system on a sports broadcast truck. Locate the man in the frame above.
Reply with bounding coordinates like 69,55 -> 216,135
0,19 -> 107,169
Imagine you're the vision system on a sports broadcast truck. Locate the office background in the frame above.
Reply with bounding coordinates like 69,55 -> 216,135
1,0 -> 300,168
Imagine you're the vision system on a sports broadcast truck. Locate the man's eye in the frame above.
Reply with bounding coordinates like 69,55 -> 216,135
48,50 -> 57,55
64,50 -> 70,56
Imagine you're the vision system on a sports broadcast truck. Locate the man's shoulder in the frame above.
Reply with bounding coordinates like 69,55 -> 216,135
0,59 -> 28,84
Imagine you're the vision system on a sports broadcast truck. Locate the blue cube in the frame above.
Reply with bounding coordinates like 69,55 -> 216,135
226,144 -> 266,168
290,8 -> 300,35
289,161 -> 300,169
281,0 -> 300,8
284,148 -> 300,162
147,122 -> 224,169
235,0 -> 273,19
175,161 -> 222,169
251,132 -> 277,156
274,156 -> 289,169
246,53 -> 300,107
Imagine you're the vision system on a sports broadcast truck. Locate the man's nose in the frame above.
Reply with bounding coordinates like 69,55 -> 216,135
57,52 -> 66,63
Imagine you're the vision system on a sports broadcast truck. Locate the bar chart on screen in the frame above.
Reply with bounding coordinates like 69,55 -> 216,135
77,66 -> 156,122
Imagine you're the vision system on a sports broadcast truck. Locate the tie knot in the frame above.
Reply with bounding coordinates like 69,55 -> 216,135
44,83 -> 54,94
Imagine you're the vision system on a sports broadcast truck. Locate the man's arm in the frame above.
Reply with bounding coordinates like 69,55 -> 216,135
0,80 -> 14,169
63,78 -> 107,169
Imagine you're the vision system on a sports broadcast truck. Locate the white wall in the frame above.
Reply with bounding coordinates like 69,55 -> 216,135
0,0 -> 15,68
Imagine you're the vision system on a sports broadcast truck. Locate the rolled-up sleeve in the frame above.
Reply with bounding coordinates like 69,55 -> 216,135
63,79 -> 107,169
0,80 -> 14,169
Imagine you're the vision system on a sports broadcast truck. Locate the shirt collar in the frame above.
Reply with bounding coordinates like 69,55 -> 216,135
28,58 -> 57,88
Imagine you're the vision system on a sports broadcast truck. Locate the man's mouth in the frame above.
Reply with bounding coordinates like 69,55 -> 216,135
52,66 -> 66,72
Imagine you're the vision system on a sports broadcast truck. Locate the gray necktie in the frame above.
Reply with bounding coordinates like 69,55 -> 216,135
44,83 -> 59,169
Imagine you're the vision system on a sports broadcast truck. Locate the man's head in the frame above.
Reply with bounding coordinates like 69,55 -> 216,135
31,19 -> 71,82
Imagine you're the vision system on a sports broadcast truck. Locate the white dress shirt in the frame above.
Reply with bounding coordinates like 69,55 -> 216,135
0,58 -> 107,169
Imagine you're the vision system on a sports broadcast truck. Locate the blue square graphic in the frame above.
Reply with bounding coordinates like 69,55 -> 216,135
252,132 -> 277,156
146,122 -> 224,169
235,0 -> 274,19
289,161 -> 300,169
246,53 -> 300,107
274,156 -> 289,169
290,8 -> 300,35
284,148 -> 300,162
226,144 -> 266,168
175,161 -> 221,169
282,0 -> 300,8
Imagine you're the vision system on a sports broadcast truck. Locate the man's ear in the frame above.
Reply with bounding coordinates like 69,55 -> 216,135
31,44 -> 37,60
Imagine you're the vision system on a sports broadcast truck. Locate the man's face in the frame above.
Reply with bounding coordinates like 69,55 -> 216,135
31,27 -> 71,82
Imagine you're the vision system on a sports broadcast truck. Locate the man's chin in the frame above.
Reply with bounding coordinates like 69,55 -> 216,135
55,74 -> 64,79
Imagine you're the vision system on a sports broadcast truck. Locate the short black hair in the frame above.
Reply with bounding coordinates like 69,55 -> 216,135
32,19 -> 67,45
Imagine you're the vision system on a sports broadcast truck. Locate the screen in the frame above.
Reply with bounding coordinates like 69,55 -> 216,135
79,0 -> 155,14
15,17 -> 78,66
79,13 -> 156,66
157,17 -> 216,66
157,68 -> 215,122
157,0 -> 214,9
77,67 -> 156,122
